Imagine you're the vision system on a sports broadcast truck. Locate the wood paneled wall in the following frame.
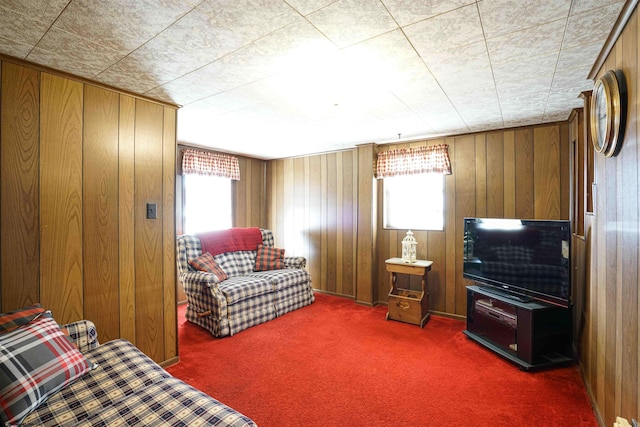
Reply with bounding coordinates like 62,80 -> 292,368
0,59 -> 177,365
265,123 -> 570,316
579,5 -> 640,425
267,151 -> 359,298
375,126 -> 570,317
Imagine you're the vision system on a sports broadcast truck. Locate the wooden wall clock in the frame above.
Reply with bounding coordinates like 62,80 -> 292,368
590,70 -> 627,157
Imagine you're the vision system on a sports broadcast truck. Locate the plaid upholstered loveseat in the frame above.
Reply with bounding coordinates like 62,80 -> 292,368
176,228 -> 314,337
1,306 -> 256,426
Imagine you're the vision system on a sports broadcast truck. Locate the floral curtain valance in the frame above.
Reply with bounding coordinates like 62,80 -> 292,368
182,148 -> 240,180
376,144 -> 451,178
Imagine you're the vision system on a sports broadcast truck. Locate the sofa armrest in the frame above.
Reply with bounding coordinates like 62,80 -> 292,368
284,256 -> 306,269
61,320 -> 99,353
180,271 -> 221,295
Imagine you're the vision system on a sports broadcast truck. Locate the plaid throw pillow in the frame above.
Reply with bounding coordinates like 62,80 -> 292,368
0,303 -> 45,334
254,244 -> 285,271
0,311 -> 93,425
188,252 -> 228,281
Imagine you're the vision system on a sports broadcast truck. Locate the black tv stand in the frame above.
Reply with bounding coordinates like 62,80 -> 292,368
464,285 -> 573,371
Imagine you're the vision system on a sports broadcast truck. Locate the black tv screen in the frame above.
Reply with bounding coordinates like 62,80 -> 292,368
463,218 -> 571,307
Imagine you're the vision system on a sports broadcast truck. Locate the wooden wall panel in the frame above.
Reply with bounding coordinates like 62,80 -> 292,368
619,9 -> 638,417
134,100 -> 165,363
453,135 -> 476,316
267,150 -> 360,300
234,156 -> 266,228
444,138 -> 457,314
162,107 -> 177,362
39,73 -> 84,325
119,94 -> 136,342
0,58 -> 177,365
83,85 -> 119,342
1,62 -> 40,311
533,126 -> 562,219
514,128 -> 534,219
474,135 -> 487,217
503,131 -> 516,217
578,7 -> 640,426
485,132 -> 504,218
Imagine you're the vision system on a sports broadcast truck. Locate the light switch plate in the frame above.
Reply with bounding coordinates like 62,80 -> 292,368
146,203 -> 157,219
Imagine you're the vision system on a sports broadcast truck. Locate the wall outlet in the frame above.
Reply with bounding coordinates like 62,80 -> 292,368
146,203 -> 157,219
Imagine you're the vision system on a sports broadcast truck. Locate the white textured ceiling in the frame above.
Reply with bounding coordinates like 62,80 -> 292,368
0,0 -> 625,159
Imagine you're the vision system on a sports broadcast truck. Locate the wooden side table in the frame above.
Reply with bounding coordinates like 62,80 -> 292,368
385,258 -> 433,328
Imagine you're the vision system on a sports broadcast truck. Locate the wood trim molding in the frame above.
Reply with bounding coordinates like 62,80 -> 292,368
588,0 -> 639,79
0,53 -> 180,109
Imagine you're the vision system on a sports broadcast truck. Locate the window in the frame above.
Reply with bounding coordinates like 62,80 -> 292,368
383,173 -> 444,230
183,174 -> 232,234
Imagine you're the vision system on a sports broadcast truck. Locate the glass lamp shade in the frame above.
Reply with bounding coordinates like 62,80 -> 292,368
402,230 -> 417,263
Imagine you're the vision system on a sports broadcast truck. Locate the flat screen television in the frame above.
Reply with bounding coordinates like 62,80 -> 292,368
463,218 -> 571,308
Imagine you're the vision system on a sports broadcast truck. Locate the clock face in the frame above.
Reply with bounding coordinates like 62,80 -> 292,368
593,82 -> 608,152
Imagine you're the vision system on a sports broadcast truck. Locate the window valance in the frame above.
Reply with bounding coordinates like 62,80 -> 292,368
376,144 -> 451,178
182,148 -> 240,180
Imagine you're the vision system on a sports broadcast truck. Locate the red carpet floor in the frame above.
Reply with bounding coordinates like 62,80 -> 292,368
167,293 -> 597,427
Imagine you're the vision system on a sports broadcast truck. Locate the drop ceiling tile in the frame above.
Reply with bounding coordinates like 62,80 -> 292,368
478,0 -> 571,39
562,2 -> 624,49
342,30 -> 434,97
500,91 -> 549,113
492,53 -> 557,86
497,79 -> 553,101
0,0 -> 69,24
487,19 -> 566,65
96,57 -> 162,93
0,36 -> 32,58
27,27 -> 123,77
570,0 -> 623,15
286,0 -> 337,16
306,0 -> 398,48
557,42 -> 602,73
404,4 -> 483,53
53,0 -> 199,54
0,6 -> 53,48
197,0 -> 298,43
419,41 -> 490,80
427,114 -> 469,134
129,9 -> 249,78
200,82 -> 272,113
551,68 -> 594,93
382,0 -> 474,27
145,75 -> 224,106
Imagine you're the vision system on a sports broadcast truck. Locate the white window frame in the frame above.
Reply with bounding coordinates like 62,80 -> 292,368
383,173 -> 444,231
183,174 -> 232,234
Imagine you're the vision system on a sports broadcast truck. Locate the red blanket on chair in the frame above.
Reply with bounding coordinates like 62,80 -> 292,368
197,227 -> 263,257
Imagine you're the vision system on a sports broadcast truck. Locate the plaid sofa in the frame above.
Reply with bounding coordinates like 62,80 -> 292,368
21,320 -> 256,427
176,229 -> 315,337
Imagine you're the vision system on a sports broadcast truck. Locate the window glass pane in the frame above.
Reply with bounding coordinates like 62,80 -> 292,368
183,175 -> 232,234
383,174 -> 444,230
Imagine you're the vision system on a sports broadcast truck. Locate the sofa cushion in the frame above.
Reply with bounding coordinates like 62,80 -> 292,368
254,244 -> 285,271
0,312 -> 92,425
74,377 -> 256,427
189,252 -> 229,281
218,276 -> 273,305
248,268 -> 310,291
0,303 -> 45,334
23,339 -> 171,426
